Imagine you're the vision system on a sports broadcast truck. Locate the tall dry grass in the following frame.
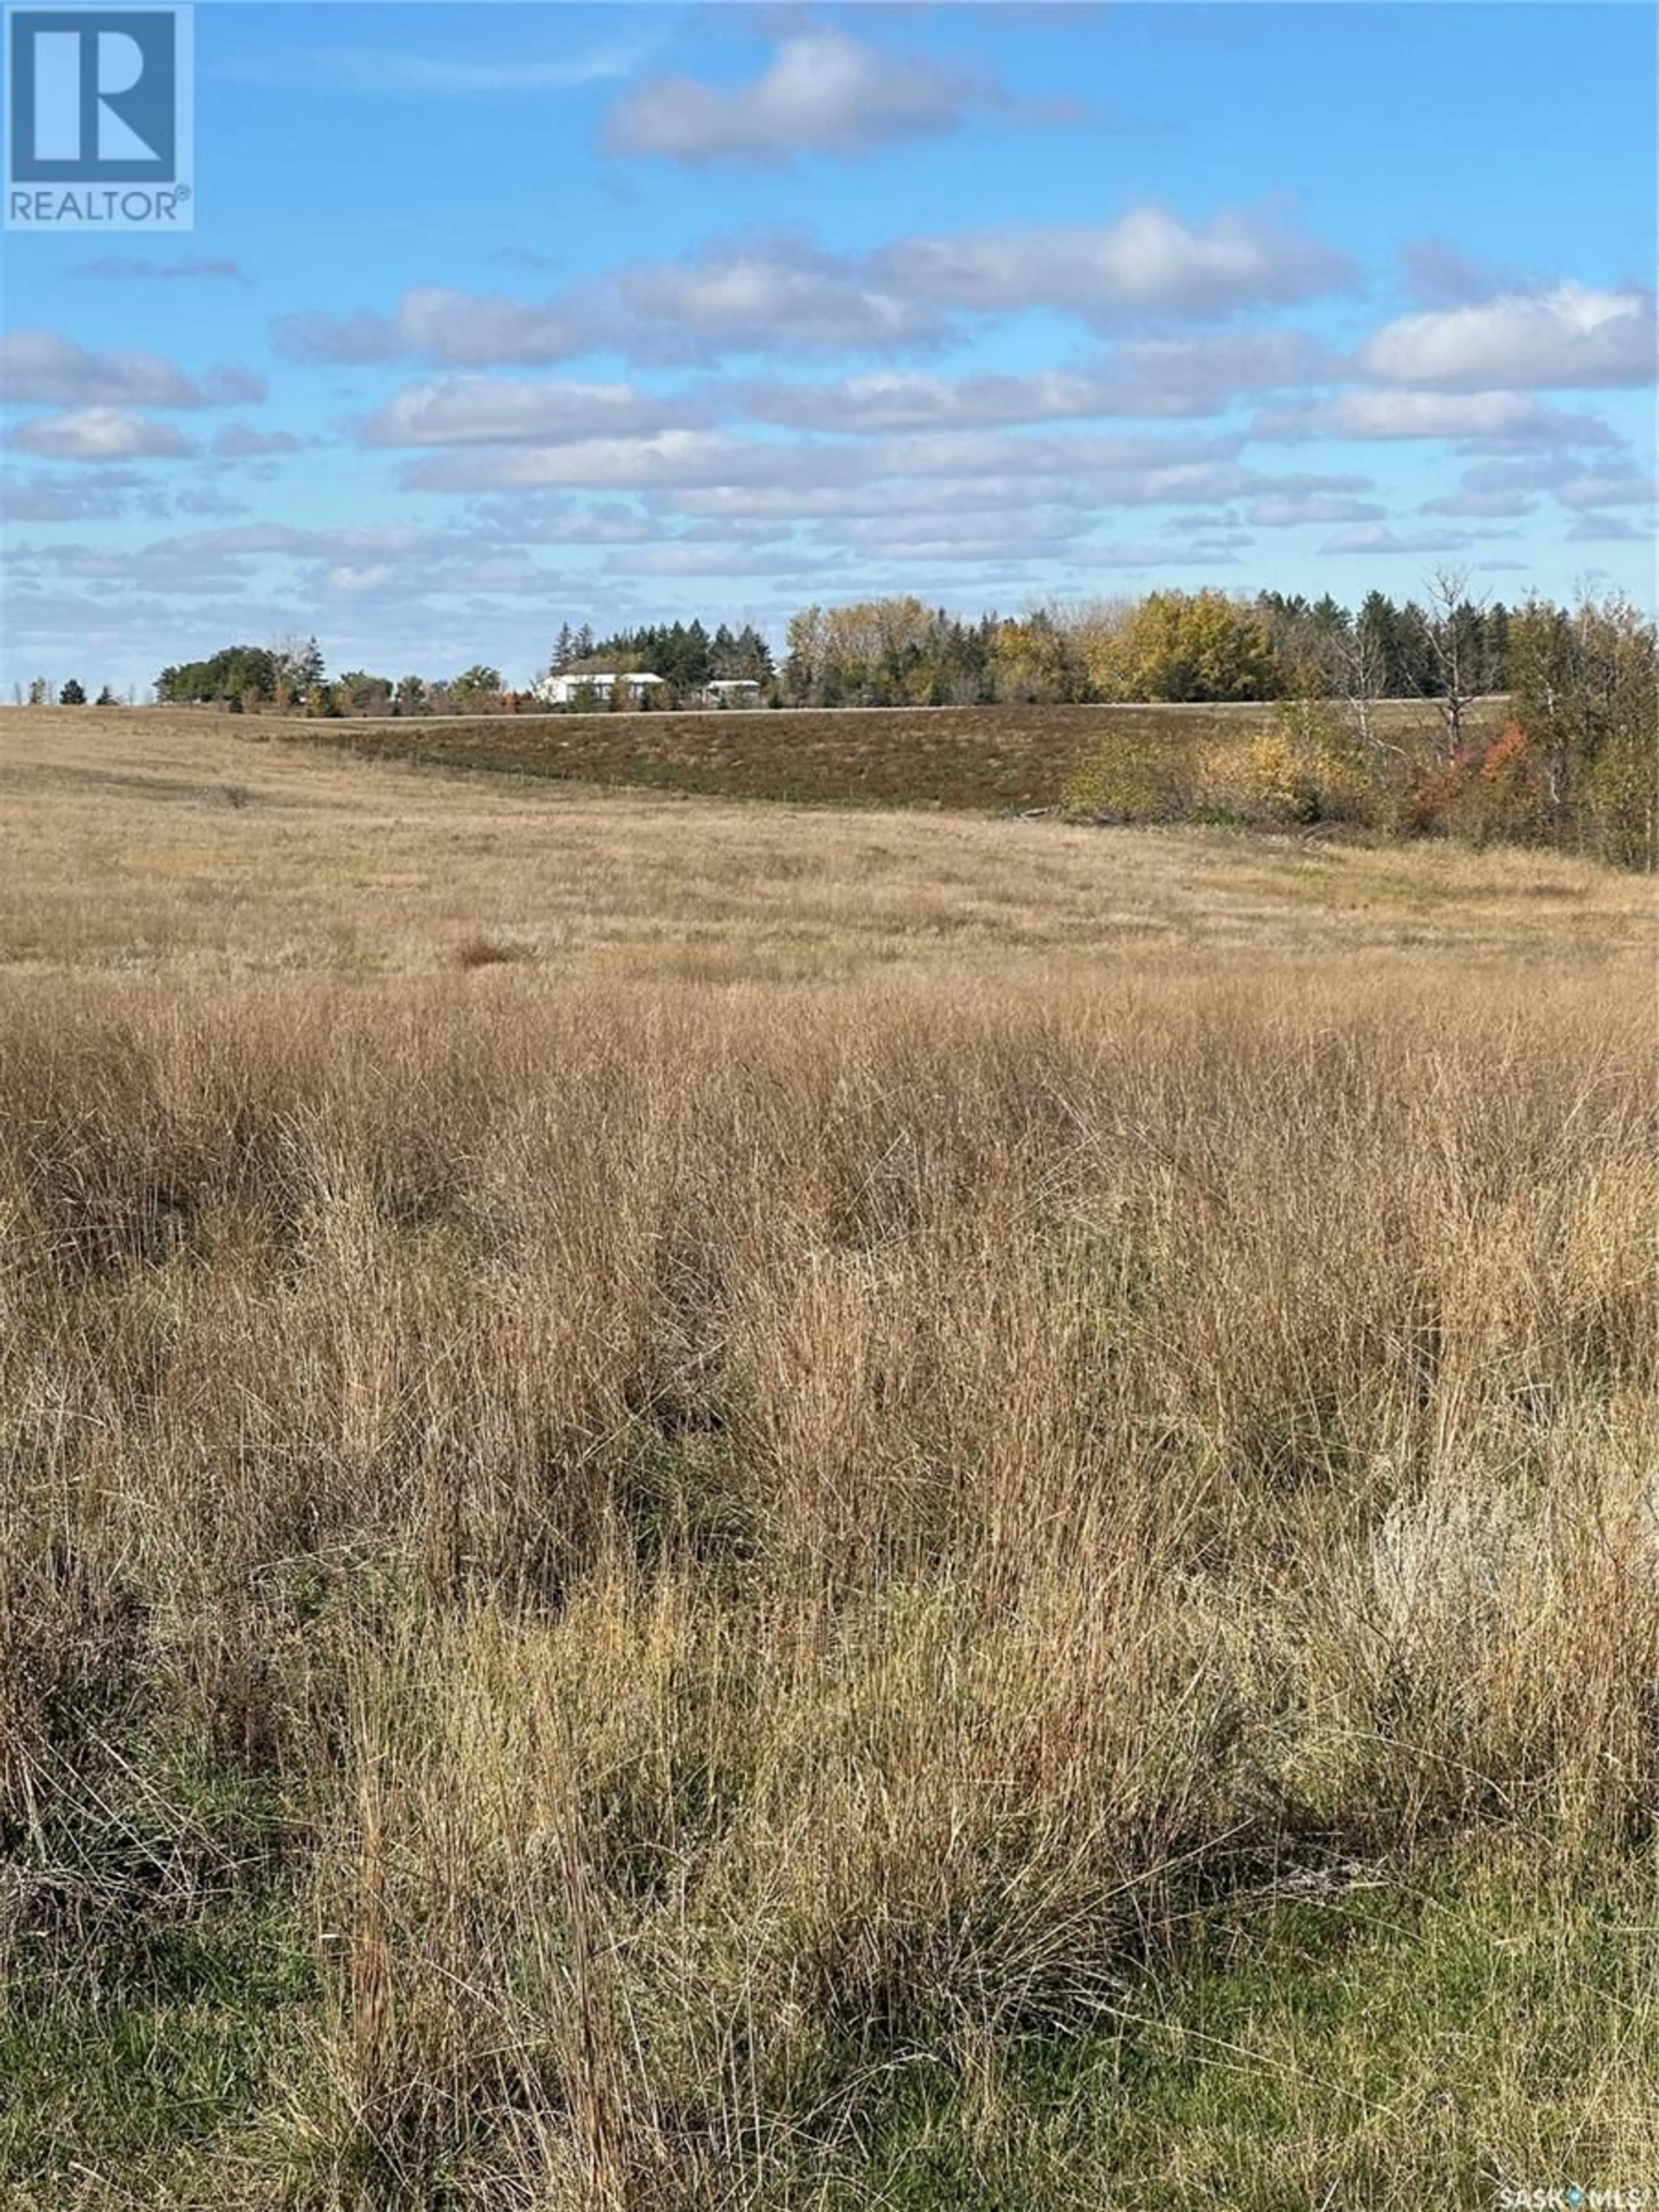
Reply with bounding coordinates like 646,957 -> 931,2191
1,946 -> 1653,2202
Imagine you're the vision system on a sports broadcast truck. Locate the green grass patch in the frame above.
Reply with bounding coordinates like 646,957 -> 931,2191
750,1843 -> 1659,2209
0,1894 -> 317,2208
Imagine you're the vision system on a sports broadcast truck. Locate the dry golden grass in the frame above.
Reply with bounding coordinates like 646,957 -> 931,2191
0,706 -> 1655,2206
0,708 -> 1646,982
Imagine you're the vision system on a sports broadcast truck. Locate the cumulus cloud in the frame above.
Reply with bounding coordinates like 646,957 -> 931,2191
1439,455 -> 1659,517
1419,488 -> 1535,519
605,27 -> 1014,166
835,507 -> 1095,556
612,238 -> 947,358
1564,515 -> 1653,543
360,377 -> 699,447
61,517 -> 586,613
734,366 -> 1169,435
735,334 -> 1339,434
1554,467 -> 1658,509
1361,283 -> 1656,390
8,409 -> 195,461
273,253 -> 942,369
0,467 -> 149,520
0,328 -> 263,408
604,541 -> 798,578
1109,328 -> 1340,396
668,476 -> 1088,524
271,207 -> 1353,371
395,422 -> 1377,527
1254,389 -> 1620,447
212,423 -> 302,458
403,429 -> 817,494
1246,493 -> 1386,527
159,521 -> 440,562
1319,524 -> 1479,556
470,496 -> 661,546
273,287 -> 594,370
14,540 -> 262,593
871,203 -> 1357,324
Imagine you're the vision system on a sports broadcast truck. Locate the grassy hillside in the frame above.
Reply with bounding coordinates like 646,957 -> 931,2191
0,709 -> 1653,2209
245,698 -> 1192,811
125,696 -> 1502,816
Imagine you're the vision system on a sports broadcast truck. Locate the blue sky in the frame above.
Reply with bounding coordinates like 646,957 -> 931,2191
2,1 -> 1654,692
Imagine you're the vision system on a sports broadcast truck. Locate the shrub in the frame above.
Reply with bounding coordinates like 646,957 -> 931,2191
1061,719 -> 1205,820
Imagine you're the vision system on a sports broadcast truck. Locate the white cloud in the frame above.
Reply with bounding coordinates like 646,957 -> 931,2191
273,254 -> 942,369
271,288 -> 589,369
1110,328 -> 1339,396
668,477 -> 1091,524
1564,515 -> 1654,543
1246,493 -> 1386,527
271,207 -> 1353,371
212,423 -> 301,458
0,467 -> 149,520
1362,283 -> 1656,390
8,409 -> 195,460
1555,468 -> 1658,509
361,377 -> 697,447
0,328 -> 263,408
160,521 -> 439,561
605,28 -> 1001,166
470,497 -> 660,545
604,542 -> 794,578
734,336 -> 1337,435
835,507 -> 1094,555
1419,487 -> 1535,519
394,287 -> 591,368
1319,524 -> 1479,556
1254,389 -> 1620,447
394,423 -> 1382,540
734,367 -> 1174,434
404,429 -> 773,494
613,239 -> 947,358
872,203 -> 1357,324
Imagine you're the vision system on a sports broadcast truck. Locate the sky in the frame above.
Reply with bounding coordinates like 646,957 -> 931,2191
1,0 -> 1654,694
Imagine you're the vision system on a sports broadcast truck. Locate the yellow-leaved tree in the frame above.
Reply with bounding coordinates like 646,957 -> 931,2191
1103,590 -> 1283,702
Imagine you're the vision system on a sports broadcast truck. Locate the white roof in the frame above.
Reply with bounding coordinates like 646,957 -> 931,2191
547,669 -> 664,687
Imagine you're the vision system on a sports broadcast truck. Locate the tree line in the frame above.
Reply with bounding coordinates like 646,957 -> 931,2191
553,618 -> 775,690
118,577 -> 1656,868
139,583 -> 1532,720
778,582 -> 1516,716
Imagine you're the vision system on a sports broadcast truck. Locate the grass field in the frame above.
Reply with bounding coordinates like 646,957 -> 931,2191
129,694 -> 1508,817
176,697 -> 1235,812
0,706 -> 1654,2208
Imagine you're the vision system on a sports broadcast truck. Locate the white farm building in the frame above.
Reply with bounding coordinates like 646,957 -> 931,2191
534,671 -> 667,707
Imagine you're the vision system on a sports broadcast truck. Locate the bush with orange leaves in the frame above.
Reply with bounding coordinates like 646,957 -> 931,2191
1192,686 -> 1382,828
1407,719 -> 1551,847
